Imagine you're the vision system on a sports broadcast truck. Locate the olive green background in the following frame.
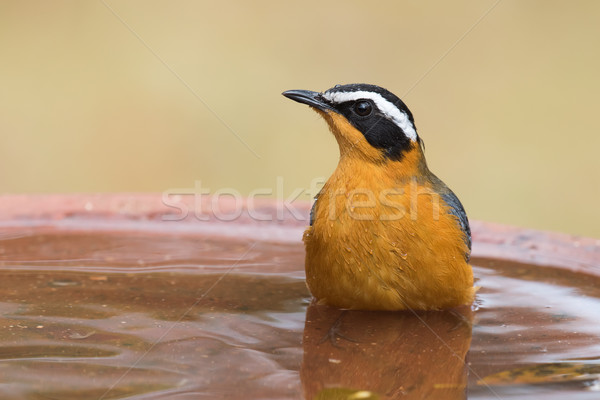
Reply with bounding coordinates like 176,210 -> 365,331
1,1 -> 599,238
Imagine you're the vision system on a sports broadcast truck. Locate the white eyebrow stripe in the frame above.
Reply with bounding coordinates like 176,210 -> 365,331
322,90 -> 417,142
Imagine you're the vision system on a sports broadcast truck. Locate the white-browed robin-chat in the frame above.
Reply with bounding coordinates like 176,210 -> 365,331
283,83 -> 475,310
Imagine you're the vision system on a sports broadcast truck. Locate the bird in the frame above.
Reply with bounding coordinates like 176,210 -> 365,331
282,83 -> 475,311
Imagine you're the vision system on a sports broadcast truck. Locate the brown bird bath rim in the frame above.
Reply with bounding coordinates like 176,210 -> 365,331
0,194 -> 597,277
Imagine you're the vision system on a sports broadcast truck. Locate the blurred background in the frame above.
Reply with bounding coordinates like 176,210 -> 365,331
1,1 -> 599,237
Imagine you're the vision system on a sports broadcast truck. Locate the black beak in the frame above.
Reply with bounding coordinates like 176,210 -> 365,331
282,90 -> 335,112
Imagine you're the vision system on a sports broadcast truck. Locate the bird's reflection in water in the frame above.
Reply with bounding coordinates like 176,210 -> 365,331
301,301 -> 473,400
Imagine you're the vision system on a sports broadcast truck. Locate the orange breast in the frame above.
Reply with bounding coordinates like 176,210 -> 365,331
303,150 -> 475,310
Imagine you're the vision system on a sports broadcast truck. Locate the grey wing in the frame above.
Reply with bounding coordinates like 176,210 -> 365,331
441,190 -> 472,260
309,190 -> 321,226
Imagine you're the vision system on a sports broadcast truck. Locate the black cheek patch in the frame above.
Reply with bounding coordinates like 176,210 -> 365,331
341,108 -> 413,161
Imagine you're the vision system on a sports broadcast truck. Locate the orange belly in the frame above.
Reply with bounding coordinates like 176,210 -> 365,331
304,164 -> 475,311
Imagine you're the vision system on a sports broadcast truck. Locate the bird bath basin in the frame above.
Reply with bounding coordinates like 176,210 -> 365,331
0,195 -> 599,399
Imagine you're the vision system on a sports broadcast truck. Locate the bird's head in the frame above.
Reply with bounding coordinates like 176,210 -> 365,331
283,83 -> 423,164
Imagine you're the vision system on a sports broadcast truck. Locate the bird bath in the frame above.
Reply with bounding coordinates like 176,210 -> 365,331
0,195 -> 598,399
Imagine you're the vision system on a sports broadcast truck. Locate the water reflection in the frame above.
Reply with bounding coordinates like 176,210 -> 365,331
301,303 -> 472,399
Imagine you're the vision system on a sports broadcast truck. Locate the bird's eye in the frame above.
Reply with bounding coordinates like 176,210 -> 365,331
354,101 -> 372,116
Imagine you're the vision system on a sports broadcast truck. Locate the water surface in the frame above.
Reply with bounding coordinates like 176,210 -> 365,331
0,229 -> 599,399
